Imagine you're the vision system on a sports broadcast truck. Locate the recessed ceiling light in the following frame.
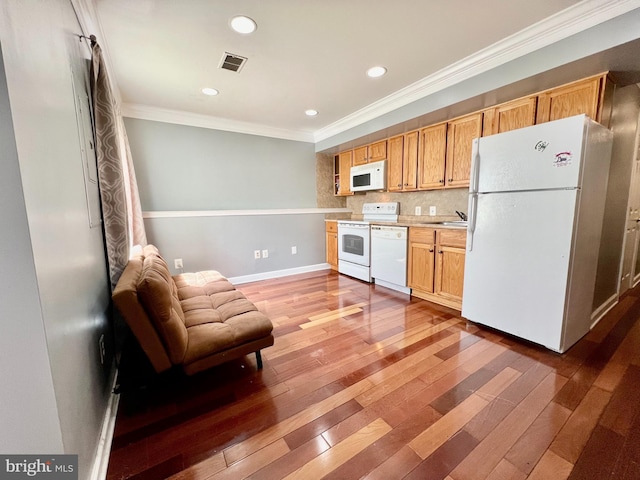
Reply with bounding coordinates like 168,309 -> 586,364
230,15 -> 257,34
367,66 -> 387,78
305,109 -> 318,117
202,87 -> 219,96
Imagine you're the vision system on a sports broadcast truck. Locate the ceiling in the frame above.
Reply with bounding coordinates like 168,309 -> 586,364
93,0 -> 637,143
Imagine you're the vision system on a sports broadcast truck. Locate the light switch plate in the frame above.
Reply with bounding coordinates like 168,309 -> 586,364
429,206 -> 437,216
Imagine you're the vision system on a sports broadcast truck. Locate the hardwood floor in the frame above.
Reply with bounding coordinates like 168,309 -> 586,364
107,270 -> 640,480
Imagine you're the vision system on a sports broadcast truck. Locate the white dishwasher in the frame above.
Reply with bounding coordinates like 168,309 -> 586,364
370,225 -> 410,294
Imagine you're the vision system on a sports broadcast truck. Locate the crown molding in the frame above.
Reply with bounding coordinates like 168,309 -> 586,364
122,103 -> 315,143
75,0 -> 640,144
313,0 -> 640,143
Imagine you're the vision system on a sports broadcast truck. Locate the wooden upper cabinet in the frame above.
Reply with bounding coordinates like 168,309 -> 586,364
418,122 -> 447,189
387,134 -> 404,192
403,131 -> 419,190
353,140 -> 387,165
483,96 -> 537,136
337,150 -> 353,196
387,132 -> 418,192
353,146 -> 368,166
446,112 -> 483,188
536,74 -> 606,124
369,140 -> 387,162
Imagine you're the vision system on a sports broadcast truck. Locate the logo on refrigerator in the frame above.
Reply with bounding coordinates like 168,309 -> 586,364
554,151 -> 573,167
534,141 -> 549,152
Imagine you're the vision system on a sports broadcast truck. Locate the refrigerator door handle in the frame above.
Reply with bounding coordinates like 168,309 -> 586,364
469,139 -> 480,194
468,193 -> 478,251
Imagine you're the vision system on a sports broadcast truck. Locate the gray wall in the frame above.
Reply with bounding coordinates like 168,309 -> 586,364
125,118 -> 317,210
593,84 -> 640,310
0,1 -> 112,477
125,118 -> 327,277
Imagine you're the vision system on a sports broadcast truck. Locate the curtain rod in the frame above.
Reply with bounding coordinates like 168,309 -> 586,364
77,34 -> 97,46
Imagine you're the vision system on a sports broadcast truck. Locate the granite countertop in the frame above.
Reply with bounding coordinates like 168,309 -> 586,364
325,216 -> 467,229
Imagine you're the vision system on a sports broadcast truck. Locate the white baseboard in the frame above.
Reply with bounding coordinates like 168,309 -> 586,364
591,292 -> 619,329
90,366 -> 120,480
228,263 -> 331,285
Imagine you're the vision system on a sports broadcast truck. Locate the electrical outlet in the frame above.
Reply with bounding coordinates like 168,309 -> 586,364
99,334 -> 105,365
254,250 -> 261,259
415,206 -> 421,216
174,258 -> 183,269
429,206 -> 437,216
262,249 -> 269,258
291,246 -> 297,255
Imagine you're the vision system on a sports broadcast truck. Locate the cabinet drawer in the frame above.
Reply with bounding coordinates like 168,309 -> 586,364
326,221 -> 338,233
437,229 -> 467,248
409,227 -> 436,244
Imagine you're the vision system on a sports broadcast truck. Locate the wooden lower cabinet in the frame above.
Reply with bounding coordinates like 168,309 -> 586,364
409,227 -> 466,310
325,221 -> 338,270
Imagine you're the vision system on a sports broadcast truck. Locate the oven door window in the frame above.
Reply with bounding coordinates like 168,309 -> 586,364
352,173 -> 371,188
342,234 -> 364,256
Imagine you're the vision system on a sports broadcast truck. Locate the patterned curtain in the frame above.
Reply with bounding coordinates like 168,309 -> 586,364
90,39 -> 147,289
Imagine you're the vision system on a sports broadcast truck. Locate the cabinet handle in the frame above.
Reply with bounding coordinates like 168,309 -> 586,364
448,178 -> 453,182
429,249 -> 434,252
438,250 -> 443,254
397,184 -> 402,187
404,183 -> 408,186
439,179 -> 444,183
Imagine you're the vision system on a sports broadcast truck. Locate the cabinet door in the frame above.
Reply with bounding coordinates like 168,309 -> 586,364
536,76 -> 602,124
402,131 -> 419,190
418,123 -> 447,189
326,232 -> 338,269
338,151 -> 353,195
446,112 -> 482,188
369,140 -> 387,162
483,97 -> 537,136
353,146 -> 368,166
408,242 -> 435,292
434,246 -> 465,302
387,135 -> 404,192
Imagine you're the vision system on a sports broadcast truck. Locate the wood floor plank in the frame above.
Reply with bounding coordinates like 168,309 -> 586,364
408,393 -> 489,460
504,401 -> 572,474
166,452 -> 226,480
207,438 -> 289,480
594,315 -> 640,392
282,418 -> 391,480
452,372 -> 567,480
549,386 -> 612,464
599,364 -> 640,437
485,459 -> 527,480
222,378 -> 375,465
361,445 -> 422,480
249,436 -> 330,480
404,430 -> 479,480
527,450 -> 573,480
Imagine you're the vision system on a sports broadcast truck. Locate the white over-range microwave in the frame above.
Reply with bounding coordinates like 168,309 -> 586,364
350,160 -> 386,192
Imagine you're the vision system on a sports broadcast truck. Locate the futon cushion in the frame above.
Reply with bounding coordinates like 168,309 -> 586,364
183,311 -> 274,365
137,254 -> 188,364
173,271 -> 235,299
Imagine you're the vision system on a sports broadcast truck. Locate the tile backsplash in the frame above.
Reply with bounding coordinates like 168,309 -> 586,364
346,188 -> 469,220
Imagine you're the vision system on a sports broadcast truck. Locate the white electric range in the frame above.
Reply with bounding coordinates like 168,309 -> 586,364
337,202 -> 399,282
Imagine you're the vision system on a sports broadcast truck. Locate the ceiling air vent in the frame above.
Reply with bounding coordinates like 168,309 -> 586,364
219,52 -> 247,73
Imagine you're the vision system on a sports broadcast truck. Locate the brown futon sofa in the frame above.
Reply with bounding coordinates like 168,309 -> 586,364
113,245 -> 274,376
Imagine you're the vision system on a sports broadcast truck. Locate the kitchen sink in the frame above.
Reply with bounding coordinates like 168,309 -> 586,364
438,221 -> 468,227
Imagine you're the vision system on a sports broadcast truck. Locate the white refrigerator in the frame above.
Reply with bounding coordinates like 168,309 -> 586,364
462,114 -> 613,353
